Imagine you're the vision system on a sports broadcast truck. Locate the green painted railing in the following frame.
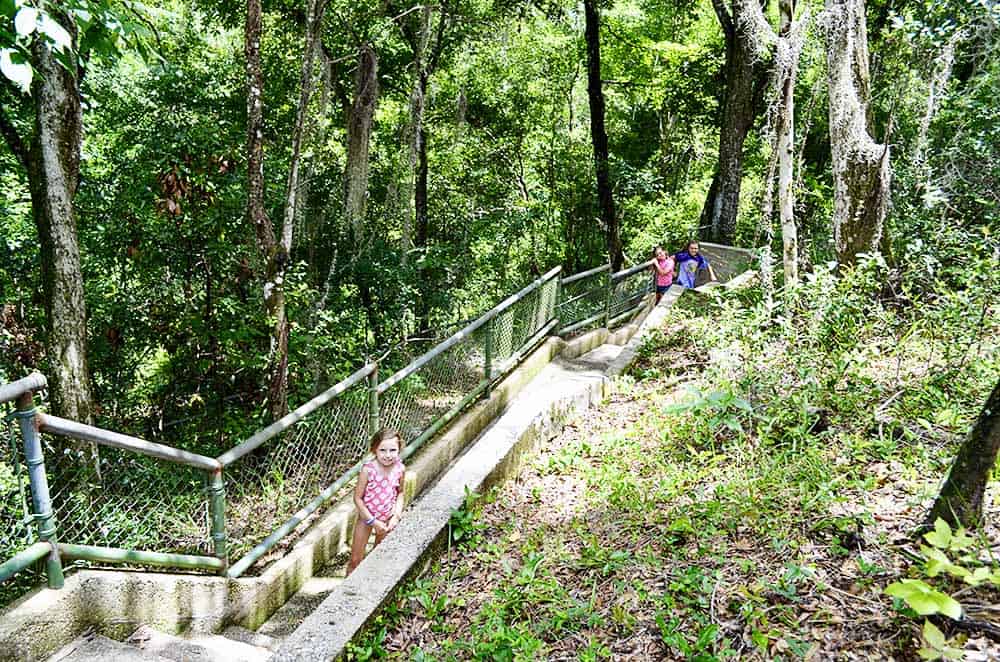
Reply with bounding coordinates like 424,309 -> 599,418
0,244 -> 753,594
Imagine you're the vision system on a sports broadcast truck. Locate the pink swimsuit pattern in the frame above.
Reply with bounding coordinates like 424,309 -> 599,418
362,460 -> 404,522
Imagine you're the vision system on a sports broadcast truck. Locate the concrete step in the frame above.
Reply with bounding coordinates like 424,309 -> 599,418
127,625 -> 271,662
221,625 -> 279,651
255,573 -> 346,641
46,631 -> 174,662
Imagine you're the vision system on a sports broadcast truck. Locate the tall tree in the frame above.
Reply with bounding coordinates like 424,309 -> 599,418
343,43 -> 378,244
340,43 -> 381,345
1,11 -> 94,427
927,378 -> 1000,529
583,0 -> 623,271
245,0 -> 290,418
824,0 -> 891,266
284,0 -> 331,251
400,5 -> 435,259
700,0 -> 770,244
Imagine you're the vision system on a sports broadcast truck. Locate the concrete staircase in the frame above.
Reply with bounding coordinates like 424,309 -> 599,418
45,563 -> 349,662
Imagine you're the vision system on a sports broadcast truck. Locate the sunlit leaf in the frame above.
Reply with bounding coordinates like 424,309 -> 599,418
13,5 -> 36,36
0,47 -> 31,92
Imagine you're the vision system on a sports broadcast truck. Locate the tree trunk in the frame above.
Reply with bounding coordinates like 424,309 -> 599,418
344,43 -> 378,244
245,0 -> 289,418
701,0 -> 769,244
778,0 -> 800,286
284,0 -> 329,251
401,5 -> 433,259
24,21 -> 95,428
825,0 -> 891,267
927,378 -> 1000,529
583,0 -> 622,271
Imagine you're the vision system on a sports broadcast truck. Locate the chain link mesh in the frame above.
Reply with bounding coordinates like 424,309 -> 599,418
224,380 -> 371,564
44,436 -> 210,556
696,244 -> 754,285
379,325 -> 489,444
608,268 -> 653,325
556,268 -> 610,333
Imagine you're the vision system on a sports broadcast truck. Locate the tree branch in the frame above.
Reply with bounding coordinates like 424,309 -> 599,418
711,0 -> 734,43
0,102 -> 29,170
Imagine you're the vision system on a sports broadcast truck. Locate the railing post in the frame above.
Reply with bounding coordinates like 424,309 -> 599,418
207,468 -> 228,571
15,392 -> 64,589
368,362 -> 380,435
603,273 -> 613,328
483,318 -> 493,399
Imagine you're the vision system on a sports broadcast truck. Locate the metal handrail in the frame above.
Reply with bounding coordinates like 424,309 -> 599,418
611,259 -> 656,282
39,415 -> 221,471
698,241 -> 756,258
561,263 -> 610,285
377,266 -> 561,396
0,373 -> 46,405
218,362 -> 376,467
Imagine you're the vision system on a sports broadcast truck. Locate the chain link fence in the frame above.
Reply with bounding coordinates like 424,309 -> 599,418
223,380 -> 371,563
608,265 -> 654,326
3,249 -> 763,591
556,265 -> 611,335
43,438 -> 210,557
1,412 -> 39,605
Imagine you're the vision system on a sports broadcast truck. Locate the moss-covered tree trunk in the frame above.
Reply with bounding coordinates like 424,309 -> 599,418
777,0 -> 800,287
825,0 -> 891,267
583,0 -> 623,271
343,44 -> 382,347
927,379 -> 1000,529
344,43 -> 378,244
21,18 -> 95,428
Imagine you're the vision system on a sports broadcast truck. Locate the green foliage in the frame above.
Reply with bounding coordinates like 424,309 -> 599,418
448,487 -> 482,544
884,579 -> 962,619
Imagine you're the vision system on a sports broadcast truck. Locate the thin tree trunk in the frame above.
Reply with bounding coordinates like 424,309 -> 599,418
245,0 -> 289,418
284,0 -> 329,251
701,0 -> 769,244
583,0 -> 623,271
825,0 -> 891,266
401,5 -> 433,259
927,379 -> 1000,529
778,0 -> 800,286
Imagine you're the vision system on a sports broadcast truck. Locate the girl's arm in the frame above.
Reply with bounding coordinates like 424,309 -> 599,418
654,261 -> 670,276
388,470 -> 406,531
708,263 -> 718,281
353,470 -> 375,522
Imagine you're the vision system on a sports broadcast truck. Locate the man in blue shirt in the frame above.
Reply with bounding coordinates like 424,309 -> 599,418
675,241 -> 717,288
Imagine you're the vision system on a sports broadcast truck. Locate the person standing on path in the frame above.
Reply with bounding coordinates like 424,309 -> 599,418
653,246 -> 675,303
675,240 -> 717,288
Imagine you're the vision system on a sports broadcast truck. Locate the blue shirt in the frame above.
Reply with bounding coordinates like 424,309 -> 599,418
675,251 -> 709,288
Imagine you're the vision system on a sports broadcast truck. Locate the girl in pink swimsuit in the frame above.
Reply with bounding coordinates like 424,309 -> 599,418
348,428 -> 406,574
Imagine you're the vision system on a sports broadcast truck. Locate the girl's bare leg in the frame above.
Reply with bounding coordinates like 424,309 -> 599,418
373,528 -> 388,547
347,520 -> 371,575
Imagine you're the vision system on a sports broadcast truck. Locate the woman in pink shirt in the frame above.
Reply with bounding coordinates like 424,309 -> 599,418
349,428 -> 406,574
652,246 -> 675,303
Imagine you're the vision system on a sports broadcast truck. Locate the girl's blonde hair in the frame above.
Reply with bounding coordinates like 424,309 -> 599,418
369,427 -> 402,453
